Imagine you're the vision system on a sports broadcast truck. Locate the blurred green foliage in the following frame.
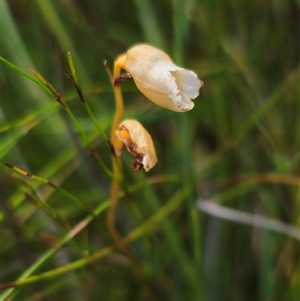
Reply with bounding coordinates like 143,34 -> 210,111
1,0 -> 299,300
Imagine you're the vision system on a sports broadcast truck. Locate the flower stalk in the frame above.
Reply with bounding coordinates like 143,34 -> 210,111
107,54 -> 127,250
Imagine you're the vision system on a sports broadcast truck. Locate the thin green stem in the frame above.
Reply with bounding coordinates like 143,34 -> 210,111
171,1 -> 203,298
1,161 -> 92,212
67,52 -> 109,143
0,188 -> 187,296
0,56 -> 52,95
64,105 -> 114,179
27,66 -> 116,181
0,201 -> 110,300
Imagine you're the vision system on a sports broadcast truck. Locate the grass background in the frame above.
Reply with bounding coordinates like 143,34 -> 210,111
1,0 -> 299,300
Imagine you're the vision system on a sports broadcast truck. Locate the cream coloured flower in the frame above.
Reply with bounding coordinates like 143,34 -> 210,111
115,44 -> 203,112
116,119 -> 157,172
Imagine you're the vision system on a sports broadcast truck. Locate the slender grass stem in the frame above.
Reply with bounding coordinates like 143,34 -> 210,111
0,188 -> 186,296
171,1 -> 203,297
1,161 -> 93,212
0,201 -> 110,300
26,66 -> 116,181
0,56 -> 52,95
66,52 -> 109,144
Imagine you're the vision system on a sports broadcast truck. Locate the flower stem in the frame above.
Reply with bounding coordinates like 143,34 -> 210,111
107,54 -> 130,254
110,54 -> 126,156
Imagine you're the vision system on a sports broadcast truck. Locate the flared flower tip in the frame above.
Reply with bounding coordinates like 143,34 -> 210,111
123,44 -> 203,112
116,119 -> 158,172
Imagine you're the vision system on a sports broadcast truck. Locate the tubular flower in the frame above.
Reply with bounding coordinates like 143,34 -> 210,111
115,44 -> 203,112
116,119 -> 157,172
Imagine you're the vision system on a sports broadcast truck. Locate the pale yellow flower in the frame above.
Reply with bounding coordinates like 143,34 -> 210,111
116,119 -> 157,172
115,44 -> 203,112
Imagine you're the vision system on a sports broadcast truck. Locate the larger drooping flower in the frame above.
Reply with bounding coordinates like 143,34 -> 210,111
115,44 -> 203,112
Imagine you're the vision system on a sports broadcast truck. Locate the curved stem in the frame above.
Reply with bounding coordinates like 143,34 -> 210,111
110,54 -> 126,156
107,54 -> 131,254
110,85 -> 124,156
107,158 -> 122,242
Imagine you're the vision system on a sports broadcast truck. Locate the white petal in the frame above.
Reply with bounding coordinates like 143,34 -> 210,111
124,44 -> 202,112
172,68 -> 202,99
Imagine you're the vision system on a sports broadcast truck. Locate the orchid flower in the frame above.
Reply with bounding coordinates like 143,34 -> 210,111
116,119 -> 157,172
114,44 -> 203,112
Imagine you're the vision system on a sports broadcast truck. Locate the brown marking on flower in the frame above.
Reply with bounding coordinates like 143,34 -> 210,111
118,125 -> 145,172
113,72 -> 132,86
132,153 -> 144,172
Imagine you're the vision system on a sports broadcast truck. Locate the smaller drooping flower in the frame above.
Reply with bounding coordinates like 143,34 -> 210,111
115,44 -> 203,112
116,119 -> 157,172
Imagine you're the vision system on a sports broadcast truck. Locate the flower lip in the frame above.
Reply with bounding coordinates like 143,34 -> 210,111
121,44 -> 203,112
116,119 -> 157,172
